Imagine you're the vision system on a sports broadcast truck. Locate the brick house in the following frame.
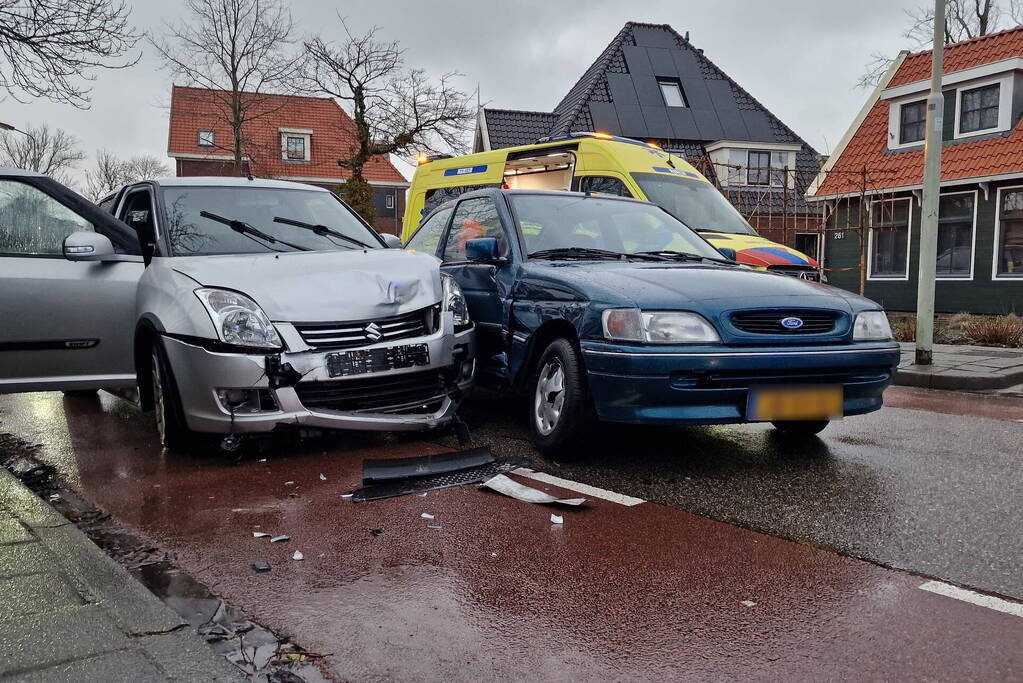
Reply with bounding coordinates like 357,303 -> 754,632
806,28 -> 1023,314
167,86 -> 409,235
473,22 -> 823,257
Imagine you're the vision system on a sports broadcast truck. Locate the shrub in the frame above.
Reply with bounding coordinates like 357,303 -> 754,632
963,314 -> 1023,348
888,313 -> 915,342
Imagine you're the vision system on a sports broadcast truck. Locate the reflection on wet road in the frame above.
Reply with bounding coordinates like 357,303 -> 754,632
0,388 -> 1021,680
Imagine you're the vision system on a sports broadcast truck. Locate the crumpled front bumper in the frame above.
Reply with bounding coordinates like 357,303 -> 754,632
161,323 -> 475,434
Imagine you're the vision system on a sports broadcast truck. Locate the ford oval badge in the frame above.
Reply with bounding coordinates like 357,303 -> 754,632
780,316 -> 804,330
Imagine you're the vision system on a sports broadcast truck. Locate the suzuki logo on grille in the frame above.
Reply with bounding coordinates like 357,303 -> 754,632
780,316 -> 804,330
364,323 -> 383,341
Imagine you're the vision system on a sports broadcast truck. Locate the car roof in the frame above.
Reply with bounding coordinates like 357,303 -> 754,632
147,176 -> 330,191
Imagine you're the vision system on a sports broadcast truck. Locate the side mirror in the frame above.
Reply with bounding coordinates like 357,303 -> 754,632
64,231 -> 116,262
381,233 -> 402,249
717,247 -> 737,262
465,237 -> 500,262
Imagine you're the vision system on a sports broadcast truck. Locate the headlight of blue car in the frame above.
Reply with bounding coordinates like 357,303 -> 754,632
602,309 -> 721,344
852,311 -> 893,341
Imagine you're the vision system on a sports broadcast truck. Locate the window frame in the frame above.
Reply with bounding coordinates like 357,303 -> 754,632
117,186 -> 163,243
992,184 -> 1023,281
404,205 -> 453,255
957,82 -> 1001,136
794,232 -> 821,263
279,129 -> 312,162
385,193 -> 395,210
440,195 -> 507,264
934,190 -> 977,281
867,197 -> 913,281
656,79 -> 688,108
898,99 -> 927,145
0,178 -> 97,259
197,130 -> 215,148
746,150 -> 772,187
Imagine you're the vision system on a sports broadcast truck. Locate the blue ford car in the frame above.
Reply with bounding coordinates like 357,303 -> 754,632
406,189 -> 900,454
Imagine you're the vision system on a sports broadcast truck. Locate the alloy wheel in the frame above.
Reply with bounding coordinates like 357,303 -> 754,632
534,358 -> 566,436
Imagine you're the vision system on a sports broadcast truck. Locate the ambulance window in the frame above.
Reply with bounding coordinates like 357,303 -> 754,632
424,184 -> 499,217
579,176 -> 632,198
405,206 -> 452,255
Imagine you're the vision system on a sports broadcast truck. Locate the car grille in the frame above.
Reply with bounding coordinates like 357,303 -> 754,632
294,369 -> 447,414
730,310 -> 840,335
767,266 -> 822,281
670,367 -> 892,390
294,306 -> 434,351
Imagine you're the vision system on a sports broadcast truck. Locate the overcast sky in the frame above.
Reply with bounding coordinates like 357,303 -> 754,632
5,0 -> 926,182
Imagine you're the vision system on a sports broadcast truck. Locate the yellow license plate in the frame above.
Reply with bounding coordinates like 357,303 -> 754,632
747,385 -> 843,421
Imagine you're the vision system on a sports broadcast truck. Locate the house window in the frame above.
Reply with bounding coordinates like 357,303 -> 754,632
747,151 -> 771,186
995,188 -> 1023,277
869,198 -> 911,279
959,83 -> 999,134
794,233 -> 820,262
657,79 -> 687,108
899,101 -> 926,144
385,194 -> 395,210
285,136 -> 306,160
197,130 -> 214,148
936,193 -> 974,278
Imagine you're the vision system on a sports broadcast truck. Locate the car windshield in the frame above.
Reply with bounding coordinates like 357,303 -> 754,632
510,194 -> 722,260
631,172 -> 757,236
160,186 -> 381,256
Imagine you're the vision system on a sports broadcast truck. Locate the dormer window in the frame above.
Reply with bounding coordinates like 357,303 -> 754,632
899,100 -> 926,144
959,83 -> 999,134
279,128 -> 312,162
657,79 -> 687,108
197,130 -> 214,148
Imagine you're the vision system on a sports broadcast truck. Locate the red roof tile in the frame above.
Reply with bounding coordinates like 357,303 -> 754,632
167,86 -> 407,184
814,27 -> 1023,197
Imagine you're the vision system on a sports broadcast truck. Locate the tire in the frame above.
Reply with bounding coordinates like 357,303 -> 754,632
150,338 -> 196,451
528,338 -> 595,456
771,420 -> 830,437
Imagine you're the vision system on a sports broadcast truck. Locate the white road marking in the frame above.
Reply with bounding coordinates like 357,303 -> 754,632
511,468 -> 646,507
919,581 -> 1023,618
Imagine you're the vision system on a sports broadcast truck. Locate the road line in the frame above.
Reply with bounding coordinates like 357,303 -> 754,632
919,581 -> 1023,618
511,468 -> 646,506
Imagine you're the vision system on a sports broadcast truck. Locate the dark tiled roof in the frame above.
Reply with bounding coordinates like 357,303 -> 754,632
483,109 -> 560,150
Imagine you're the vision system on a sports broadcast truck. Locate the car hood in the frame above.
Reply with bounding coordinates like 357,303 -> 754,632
170,249 -> 442,322
699,231 -> 818,268
521,261 -> 874,312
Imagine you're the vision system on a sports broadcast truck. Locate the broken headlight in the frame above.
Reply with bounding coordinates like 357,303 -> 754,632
441,274 -> 471,329
194,288 -> 282,349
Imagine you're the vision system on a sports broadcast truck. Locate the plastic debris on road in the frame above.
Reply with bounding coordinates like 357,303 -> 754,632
427,524 -> 442,530
251,561 -> 271,572
481,473 -> 586,506
292,550 -> 304,561
421,513 -> 435,519
741,600 -> 757,607
319,473 -> 327,481
551,514 -> 564,524
371,528 -> 386,537
270,535 -> 290,543
252,531 -> 270,538
284,481 -> 295,486
340,493 -> 353,499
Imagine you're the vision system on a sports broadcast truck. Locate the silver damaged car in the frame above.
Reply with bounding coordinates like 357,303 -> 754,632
0,172 -> 475,448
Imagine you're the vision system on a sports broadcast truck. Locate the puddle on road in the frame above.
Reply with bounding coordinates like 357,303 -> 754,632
0,431 -> 329,683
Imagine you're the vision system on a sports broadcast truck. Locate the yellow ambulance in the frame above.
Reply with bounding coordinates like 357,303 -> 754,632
402,132 -> 820,278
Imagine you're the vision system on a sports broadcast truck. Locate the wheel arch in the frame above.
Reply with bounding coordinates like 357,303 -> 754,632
513,319 -> 581,391
134,315 -> 164,411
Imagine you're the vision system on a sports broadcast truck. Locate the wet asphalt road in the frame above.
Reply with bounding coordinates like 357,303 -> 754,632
0,387 -> 1022,680
446,386 -> 1023,601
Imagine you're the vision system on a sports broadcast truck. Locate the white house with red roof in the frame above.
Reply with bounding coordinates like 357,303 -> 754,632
807,28 -> 1023,314
167,86 -> 409,235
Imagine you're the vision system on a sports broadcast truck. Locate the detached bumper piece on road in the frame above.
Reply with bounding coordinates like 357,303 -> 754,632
351,448 -> 521,502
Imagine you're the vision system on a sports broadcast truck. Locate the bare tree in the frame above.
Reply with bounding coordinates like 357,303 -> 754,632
0,0 -> 139,107
859,0 -> 1013,88
0,124 -> 86,182
301,20 -> 474,223
84,150 -> 171,201
150,0 -> 298,175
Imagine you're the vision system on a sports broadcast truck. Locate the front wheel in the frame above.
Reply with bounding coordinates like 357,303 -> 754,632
150,339 -> 196,451
771,420 -> 830,437
528,338 -> 594,456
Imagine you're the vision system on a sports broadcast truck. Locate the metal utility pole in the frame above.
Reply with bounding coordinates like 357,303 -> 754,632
915,0 -> 944,365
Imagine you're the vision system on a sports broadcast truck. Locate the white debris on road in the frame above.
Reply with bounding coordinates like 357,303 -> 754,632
252,532 -> 270,538
421,513 -> 435,519
270,535 -> 290,543
551,514 -> 564,525
482,474 -> 586,506
292,550 -> 304,561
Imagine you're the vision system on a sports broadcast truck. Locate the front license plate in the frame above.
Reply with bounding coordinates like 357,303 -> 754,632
747,385 -> 843,421
326,344 -> 430,378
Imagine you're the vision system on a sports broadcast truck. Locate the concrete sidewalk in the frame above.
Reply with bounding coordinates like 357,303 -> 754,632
0,468 -> 239,682
896,342 -> 1023,391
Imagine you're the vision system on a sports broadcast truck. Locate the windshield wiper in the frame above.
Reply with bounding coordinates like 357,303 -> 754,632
528,247 -> 662,261
273,216 -> 373,249
635,250 -> 736,265
199,211 -> 309,252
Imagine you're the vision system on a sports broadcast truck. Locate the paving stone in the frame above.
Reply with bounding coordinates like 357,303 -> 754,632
0,605 -> 129,676
4,649 -> 167,683
0,572 -> 87,619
